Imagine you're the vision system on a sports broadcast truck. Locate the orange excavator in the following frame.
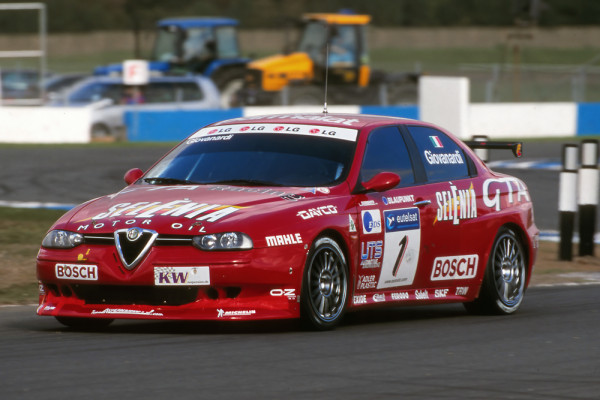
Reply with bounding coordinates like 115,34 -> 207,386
239,12 -> 419,106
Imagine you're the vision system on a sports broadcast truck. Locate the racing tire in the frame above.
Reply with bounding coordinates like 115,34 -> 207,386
464,227 -> 527,315
300,237 -> 349,330
55,316 -> 114,330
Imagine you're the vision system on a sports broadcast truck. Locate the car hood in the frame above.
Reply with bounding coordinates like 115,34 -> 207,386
63,184 -> 331,235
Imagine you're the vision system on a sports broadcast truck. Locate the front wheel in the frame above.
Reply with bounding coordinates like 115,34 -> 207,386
464,227 -> 527,315
300,237 -> 349,330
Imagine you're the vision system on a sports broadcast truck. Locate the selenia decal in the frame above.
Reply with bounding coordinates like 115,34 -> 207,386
377,207 -> 421,289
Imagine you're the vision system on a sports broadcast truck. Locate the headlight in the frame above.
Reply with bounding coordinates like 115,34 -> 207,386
192,232 -> 253,251
42,230 -> 84,249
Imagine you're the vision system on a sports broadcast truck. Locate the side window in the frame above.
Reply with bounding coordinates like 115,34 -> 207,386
360,126 -> 415,187
407,126 -> 470,182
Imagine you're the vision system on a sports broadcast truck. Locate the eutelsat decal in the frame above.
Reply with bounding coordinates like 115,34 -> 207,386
378,208 -> 421,289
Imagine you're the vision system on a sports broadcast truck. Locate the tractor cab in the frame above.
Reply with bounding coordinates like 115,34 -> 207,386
297,13 -> 371,87
152,17 -> 242,75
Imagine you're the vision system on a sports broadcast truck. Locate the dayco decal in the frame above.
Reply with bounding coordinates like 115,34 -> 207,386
483,177 -> 530,211
265,233 -> 302,247
297,205 -> 338,220
90,201 -> 241,222
431,255 -> 478,281
435,182 -> 477,225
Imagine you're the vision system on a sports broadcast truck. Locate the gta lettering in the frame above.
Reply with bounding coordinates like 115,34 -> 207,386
436,183 -> 477,225
297,205 -> 338,220
92,201 -> 241,222
431,255 -> 478,281
424,150 -> 464,165
483,177 -> 530,211
265,233 -> 303,247
55,264 -> 98,281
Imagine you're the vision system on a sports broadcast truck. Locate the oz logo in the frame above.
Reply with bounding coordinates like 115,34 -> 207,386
361,210 -> 382,234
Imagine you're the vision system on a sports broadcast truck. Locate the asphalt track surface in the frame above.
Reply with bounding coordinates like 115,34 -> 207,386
1,285 -> 599,399
0,139 -> 599,399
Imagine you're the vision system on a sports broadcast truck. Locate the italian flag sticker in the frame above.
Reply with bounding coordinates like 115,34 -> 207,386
429,136 -> 443,148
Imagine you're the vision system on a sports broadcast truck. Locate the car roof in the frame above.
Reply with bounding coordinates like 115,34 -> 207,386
211,113 -> 422,130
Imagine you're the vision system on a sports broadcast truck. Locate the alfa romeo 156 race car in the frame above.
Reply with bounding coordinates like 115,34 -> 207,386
37,113 -> 539,330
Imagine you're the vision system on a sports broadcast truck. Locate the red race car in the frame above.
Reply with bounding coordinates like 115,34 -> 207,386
37,113 -> 538,330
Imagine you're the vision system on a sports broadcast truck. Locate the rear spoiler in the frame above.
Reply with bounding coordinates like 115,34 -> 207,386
463,140 -> 523,158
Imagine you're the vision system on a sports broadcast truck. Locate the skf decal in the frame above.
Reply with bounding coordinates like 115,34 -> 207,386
435,182 -> 477,225
431,255 -> 478,281
297,205 -> 337,220
265,233 -> 302,247
483,177 -> 530,211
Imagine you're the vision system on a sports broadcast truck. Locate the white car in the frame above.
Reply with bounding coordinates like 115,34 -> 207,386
51,75 -> 221,139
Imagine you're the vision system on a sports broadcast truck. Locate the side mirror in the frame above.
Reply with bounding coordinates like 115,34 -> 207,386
361,172 -> 400,193
124,168 -> 144,185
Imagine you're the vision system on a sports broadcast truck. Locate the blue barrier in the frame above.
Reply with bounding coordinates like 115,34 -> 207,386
125,109 -> 243,142
577,103 -> 600,136
360,105 -> 419,120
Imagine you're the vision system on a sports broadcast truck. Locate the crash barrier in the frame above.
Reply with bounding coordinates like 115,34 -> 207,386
2,102 -> 600,143
558,140 -> 599,259
0,107 -> 92,143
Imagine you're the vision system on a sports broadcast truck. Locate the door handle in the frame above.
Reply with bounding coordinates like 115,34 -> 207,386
413,200 -> 431,208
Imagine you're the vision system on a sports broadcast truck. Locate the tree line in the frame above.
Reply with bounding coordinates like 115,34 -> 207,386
1,0 -> 599,33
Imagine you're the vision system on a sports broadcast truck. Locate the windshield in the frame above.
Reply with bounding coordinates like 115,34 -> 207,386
144,124 -> 358,187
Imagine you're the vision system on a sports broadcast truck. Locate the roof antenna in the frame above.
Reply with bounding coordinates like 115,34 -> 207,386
323,44 -> 329,114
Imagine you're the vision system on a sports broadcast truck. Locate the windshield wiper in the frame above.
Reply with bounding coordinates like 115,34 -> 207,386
206,179 -> 285,187
143,177 -> 197,185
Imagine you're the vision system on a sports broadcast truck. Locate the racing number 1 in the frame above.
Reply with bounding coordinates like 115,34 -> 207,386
393,235 -> 408,276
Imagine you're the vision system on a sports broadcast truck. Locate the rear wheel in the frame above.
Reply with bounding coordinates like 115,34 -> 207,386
300,237 -> 349,330
464,227 -> 527,315
55,316 -> 114,330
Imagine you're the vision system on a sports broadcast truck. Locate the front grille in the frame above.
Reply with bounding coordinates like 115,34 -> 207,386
71,284 -> 199,306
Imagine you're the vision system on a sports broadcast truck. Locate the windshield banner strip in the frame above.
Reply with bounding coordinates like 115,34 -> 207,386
189,124 -> 358,142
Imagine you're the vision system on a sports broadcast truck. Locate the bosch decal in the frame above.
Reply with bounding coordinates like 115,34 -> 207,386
55,264 -> 98,281
431,255 -> 478,281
